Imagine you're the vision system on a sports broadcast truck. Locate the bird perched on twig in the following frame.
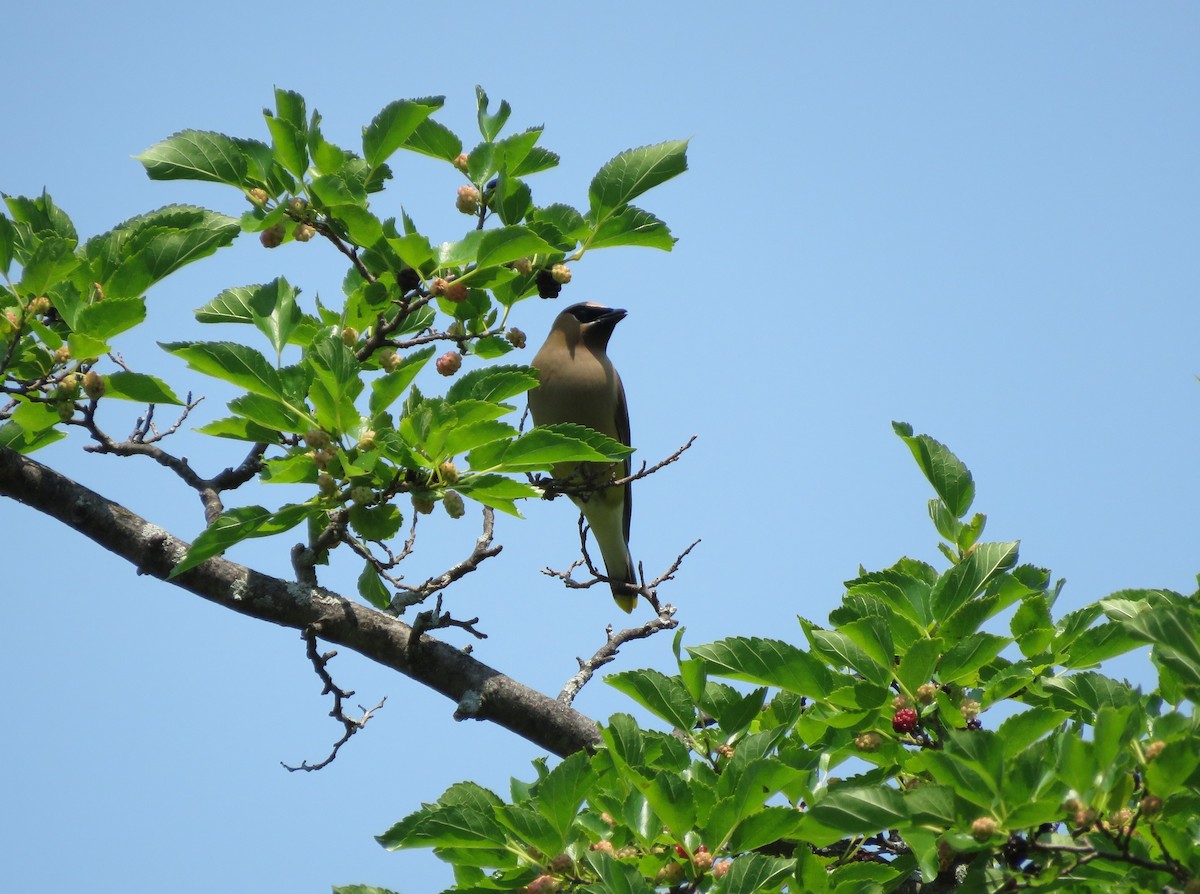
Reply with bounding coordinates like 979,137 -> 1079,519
528,302 -> 638,612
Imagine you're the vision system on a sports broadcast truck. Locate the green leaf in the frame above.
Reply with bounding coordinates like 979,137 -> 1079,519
161,341 -> 283,399
535,751 -> 594,840
688,637 -> 831,696
17,237 -> 79,295
1012,594 -> 1055,658
997,707 -> 1071,758
0,420 -> 64,454
938,632 -> 1010,684
136,130 -> 250,186
475,226 -> 557,271
494,804 -> 562,859
511,145 -> 560,177
445,364 -> 538,404
363,97 -> 444,168
194,415 -> 281,443
5,192 -> 78,243
67,332 -> 110,361
376,803 -> 506,851
892,422 -> 975,518
471,335 -> 514,360
102,371 -> 184,406
260,454 -> 317,484
930,541 -> 1020,620
311,172 -> 366,207
726,807 -> 805,852
248,277 -> 302,356
357,562 -> 391,610
348,502 -> 403,541
169,503 -> 311,578
721,854 -> 795,894
468,424 -> 630,473
583,852 -> 655,894
588,140 -> 689,220
588,205 -> 676,251
606,669 -> 696,731
401,118 -> 462,162
896,637 -> 944,696
98,207 -> 241,297
263,114 -> 307,179
307,336 -> 363,433
474,86 -> 511,142
228,392 -> 311,433
0,213 -> 15,273
457,474 -> 539,516
74,297 -> 146,340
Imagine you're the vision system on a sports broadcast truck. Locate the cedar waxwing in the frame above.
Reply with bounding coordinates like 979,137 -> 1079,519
528,302 -> 638,612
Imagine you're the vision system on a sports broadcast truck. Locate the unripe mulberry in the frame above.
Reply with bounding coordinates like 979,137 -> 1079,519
452,152 -> 470,173
247,188 -> 269,206
30,295 -> 51,315
550,263 -> 571,284
350,485 -> 374,505
59,374 -> 80,398
53,345 -> 72,364
960,699 -> 981,721
694,850 -> 714,872
535,269 -> 562,300
893,695 -> 910,710
655,863 -> 683,884
970,816 -> 997,841
304,429 -> 331,450
4,310 -> 19,328
916,683 -> 937,705
547,853 -> 573,874
506,327 -> 526,349
56,401 -> 75,421
341,327 -> 359,347
615,846 -> 639,860
456,185 -> 481,215
82,370 -> 105,400
438,461 -> 459,484
444,280 -> 469,303
599,812 -> 616,827
855,731 -> 883,752
526,875 -> 559,894
712,860 -> 731,880
443,491 -> 465,519
260,223 -> 286,248
1144,740 -> 1165,761
293,222 -> 316,242
358,429 -> 377,451
510,257 -> 534,275
436,351 -> 462,376
589,840 -> 614,854
892,707 -> 919,734
287,197 -> 307,215
379,349 -> 401,373
317,472 -> 338,498
1140,795 -> 1163,816
411,494 -> 436,515
716,743 -> 735,759
430,277 -> 449,297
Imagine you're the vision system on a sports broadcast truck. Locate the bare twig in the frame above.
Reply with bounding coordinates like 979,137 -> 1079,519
390,507 -> 501,614
558,603 -> 678,704
533,436 -> 698,502
282,627 -> 386,772
291,509 -> 348,586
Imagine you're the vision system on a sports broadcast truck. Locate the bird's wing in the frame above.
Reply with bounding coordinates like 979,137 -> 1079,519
615,374 -> 632,544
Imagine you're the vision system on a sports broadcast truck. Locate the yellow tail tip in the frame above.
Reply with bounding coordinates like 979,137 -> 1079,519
613,590 -> 637,613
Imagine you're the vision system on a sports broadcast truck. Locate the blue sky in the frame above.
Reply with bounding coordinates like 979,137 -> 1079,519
3,3 -> 1198,892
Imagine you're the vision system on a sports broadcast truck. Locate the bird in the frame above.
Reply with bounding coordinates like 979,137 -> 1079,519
528,302 -> 638,612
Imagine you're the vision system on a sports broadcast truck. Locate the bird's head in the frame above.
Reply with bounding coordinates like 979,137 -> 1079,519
555,302 -> 627,349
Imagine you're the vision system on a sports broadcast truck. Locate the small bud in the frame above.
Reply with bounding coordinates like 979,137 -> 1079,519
712,861 -> 731,880
444,280 -> 469,303
1144,740 -> 1166,761
260,223 -> 286,248
892,707 -> 919,734
293,222 -> 316,242
82,369 -> 105,400
960,699 -> 981,721
411,494 -> 436,515
341,327 -> 359,347
247,188 -> 269,206
510,256 -> 534,275
438,461 -> 459,484
350,485 -> 374,506
654,863 -> 683,884
590,840 -> 614,854
436,351 -> 462,376
526,875 -> 560,894
916,683 -> 937,705
317,472 -> 338,498
430,277 -> 449,297
547,853 -> 573,874
358,429 -> 377,451
855,731 -> 883,752
30,295 -> 51,315
443,491 -> 466,519
893,695 -> 910,710
379,349 -> 401,373
506,327 -> 527,349
452,152 -> 470,173
304,429 -> 331,450
970,816 -> 997,841
53,345 -> 72,364
550,263 -> 571,284
287,197 -> 307,215
456,184 -> 481,215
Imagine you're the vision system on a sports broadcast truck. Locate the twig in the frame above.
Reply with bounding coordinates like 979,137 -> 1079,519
558,603 -> 678,704
390,507 -> 502,613
282,627 -> 386,772
533,436 -> 698,501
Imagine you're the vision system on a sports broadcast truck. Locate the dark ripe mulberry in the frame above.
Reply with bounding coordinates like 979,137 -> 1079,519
892,707 -> 919,734
536,268 -> 562,299
398,267 -> 421,293
966,718 -> 983,731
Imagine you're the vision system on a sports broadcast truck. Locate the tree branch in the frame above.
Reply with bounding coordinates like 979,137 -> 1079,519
0,445 -> 603,757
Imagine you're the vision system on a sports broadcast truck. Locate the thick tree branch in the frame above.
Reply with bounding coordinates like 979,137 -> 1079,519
0,446 -> 602,757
